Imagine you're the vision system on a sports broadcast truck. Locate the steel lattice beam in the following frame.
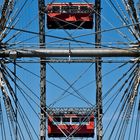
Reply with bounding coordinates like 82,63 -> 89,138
38,0 -> 46,140
47,107 -> 95,115
95,0 -> 103,140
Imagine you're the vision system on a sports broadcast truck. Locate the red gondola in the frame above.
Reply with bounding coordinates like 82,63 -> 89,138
48,108 -> 95,137
46,3 -> 94,29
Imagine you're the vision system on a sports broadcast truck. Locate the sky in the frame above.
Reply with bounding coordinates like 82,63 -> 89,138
0,0 -> 140,140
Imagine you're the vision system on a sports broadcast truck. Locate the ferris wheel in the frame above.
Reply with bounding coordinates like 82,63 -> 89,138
0,0 -> 140,140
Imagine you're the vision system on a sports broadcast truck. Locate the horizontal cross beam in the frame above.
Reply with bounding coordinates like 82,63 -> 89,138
0,47 -> 139,58
47,107 -> 95,115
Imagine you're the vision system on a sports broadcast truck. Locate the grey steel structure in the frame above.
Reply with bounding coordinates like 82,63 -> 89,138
1,48 -> 140,58
38,0 -> 46,140
34,0 -> 140,140
95,0 -> 103,140
0,0 -> 139,140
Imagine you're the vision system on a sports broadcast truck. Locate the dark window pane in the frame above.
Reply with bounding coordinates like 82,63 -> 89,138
52,6 -> 60,13
62,117 -> 70,125
72,118 -> 79,124
72,118 -> 79,122
69,6 -> 78,13
80,6 -> 91,13
63,118 -> 70,122
62,6 -> 69,13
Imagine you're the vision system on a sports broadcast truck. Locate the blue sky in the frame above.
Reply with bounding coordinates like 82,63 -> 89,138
0,0 -> 140,140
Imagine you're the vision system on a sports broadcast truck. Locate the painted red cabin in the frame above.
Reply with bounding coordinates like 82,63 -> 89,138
48,108 -> 94,137
46,3 -> 94,29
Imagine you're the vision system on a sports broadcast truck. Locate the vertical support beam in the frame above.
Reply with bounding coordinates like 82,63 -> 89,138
38,0 -> 46,140
95,0 -> 103,140
14,60 -> 18,140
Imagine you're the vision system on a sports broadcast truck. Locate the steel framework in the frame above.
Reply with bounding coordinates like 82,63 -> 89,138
0,48 -> 140,58
95,0 -> 103,139
0,0 -> 140,140
38,0 -> 46,140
